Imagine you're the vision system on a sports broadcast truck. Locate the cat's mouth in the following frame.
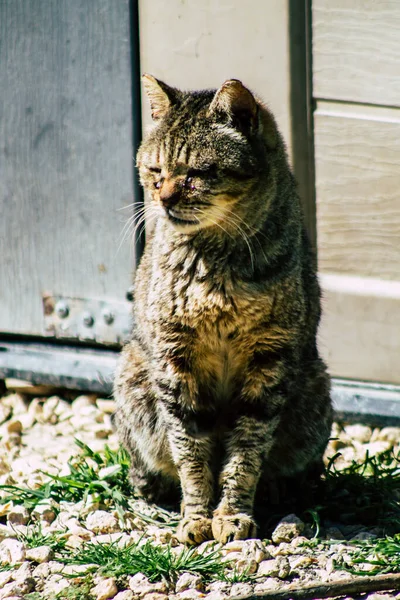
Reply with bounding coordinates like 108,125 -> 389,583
166,208 -> 200,226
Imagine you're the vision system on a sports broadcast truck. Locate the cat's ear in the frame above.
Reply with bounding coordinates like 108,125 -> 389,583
142,74 -> 178,120
208,79 -> 259,133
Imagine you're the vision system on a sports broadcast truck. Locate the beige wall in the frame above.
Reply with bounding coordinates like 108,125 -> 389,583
313,0 -> 400,384
138,0 -> 292,156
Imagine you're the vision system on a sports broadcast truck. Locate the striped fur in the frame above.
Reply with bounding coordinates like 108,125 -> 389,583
113,77 -> 332,544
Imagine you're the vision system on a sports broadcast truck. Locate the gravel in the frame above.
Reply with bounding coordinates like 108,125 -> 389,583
0,383 -> 399,599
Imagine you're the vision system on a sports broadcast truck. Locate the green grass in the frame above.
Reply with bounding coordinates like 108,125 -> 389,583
299,446 -> 400,578
63,538 -> 225,583
307,447 -> 400,534
335,533 -> 400,576
55,577 -> 95,600
0,439 -> 179,527
0,440 -> 131,513
221,565 -> 256,583
25,583 -> 95,600
13,520 -> 67,553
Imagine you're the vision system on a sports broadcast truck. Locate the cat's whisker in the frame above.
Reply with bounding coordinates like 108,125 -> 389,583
131,207 -> 159,243
118,205 -> 148,243
210,206 -> 256,271
219,207 -> 270,265
116,206 -> 154,257
130,212 -> 158,260
118,205 -> 147,236
194,208 -> 235,243
117,202 -> 138,212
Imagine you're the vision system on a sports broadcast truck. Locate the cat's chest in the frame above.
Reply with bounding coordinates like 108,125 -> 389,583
193,331 -> 245,399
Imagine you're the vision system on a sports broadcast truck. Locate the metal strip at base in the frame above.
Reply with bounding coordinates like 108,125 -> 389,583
0,340 -> 116,395
1,339 -> 400,425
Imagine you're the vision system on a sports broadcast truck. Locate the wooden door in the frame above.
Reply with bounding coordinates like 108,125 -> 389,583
313,0 -> 400,384
0,0 -> 137,342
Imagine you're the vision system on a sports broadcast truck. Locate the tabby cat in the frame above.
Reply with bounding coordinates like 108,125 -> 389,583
113,75 -> 333,545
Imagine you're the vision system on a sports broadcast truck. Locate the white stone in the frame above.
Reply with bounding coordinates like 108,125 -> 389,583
229,583 -> 253,598
176,573 -> 203,593
129,573 -> 168,596
223,540 -> 246,553
43,574 -> 70,597
114,593 -> 134,600
176,591 -> 205,600
71,394 -> 97,414
48,560 -> 65,573
366,595 -> 397,600
258,556 -> 290,579
344,424 -> 372,443
0,583 -> 22,600
4,393 -> 28,415
97,399 -> 116,414
207,582 -> 230,594
10,455 -> 47,476
289,555 -> 315,570
221,551 -> 242,563
242,538 -> 270,563
271,514 -> 305,543
253,579 -> 280,594
41,396 -> 61,424
0,538 -> 26,564
0,523 -> 15,541
13,560 -> 32,582
32,562 -> 51,579
0,578 -> 34,599
65,534 -> 86,549
146,525 -> 173,545
7,504 -> 30,526
374,427 -> 400,444
257,558 -> 280,577
53,398 -> 73,418
31,502 -> 56,523
92,577 -> 118,600
85,510 -> 119,534
2,431 -> 22,448
26,545 -> 54,563
203,594 -> 227,600
235,558 -> 258,575
0,403 -> 12,424
363,441 -> 392,457
65,517 -> 92,539
0,570 -> 12,588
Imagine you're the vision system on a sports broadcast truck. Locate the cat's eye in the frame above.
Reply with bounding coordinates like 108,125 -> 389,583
148,166 -> 161,173
183,176 -> 196,191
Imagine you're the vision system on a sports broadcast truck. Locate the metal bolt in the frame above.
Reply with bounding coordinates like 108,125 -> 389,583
55,301 -> 69,319
126,286 -> 135,302
102,309 -> 114,325
82,312 -> 95,327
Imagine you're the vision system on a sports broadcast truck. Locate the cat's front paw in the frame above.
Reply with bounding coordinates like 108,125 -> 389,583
177,515 -> 213,545
212,512 -> 257,544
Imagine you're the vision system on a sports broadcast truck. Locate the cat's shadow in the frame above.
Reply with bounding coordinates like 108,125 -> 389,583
150,467 -> 399,540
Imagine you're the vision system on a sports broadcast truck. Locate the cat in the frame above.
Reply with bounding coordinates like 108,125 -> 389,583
113,75 -> 333,545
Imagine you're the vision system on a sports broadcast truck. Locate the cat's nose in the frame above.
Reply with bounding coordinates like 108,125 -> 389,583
159,179 -> 180,209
